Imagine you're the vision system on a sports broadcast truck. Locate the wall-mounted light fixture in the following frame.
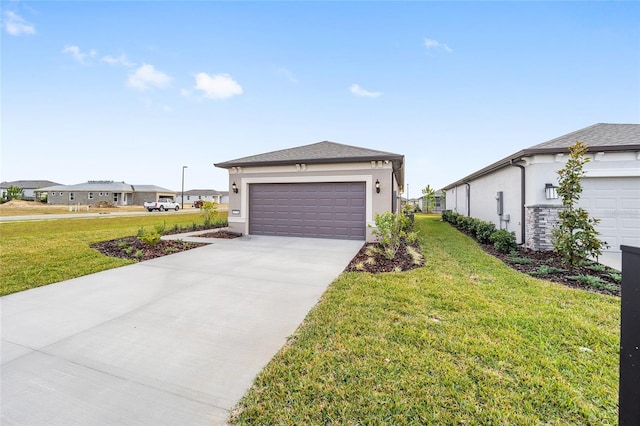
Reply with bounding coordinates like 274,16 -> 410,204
545,183 -> 559,200
232,182 -> 238,193
375,179 -> 381,194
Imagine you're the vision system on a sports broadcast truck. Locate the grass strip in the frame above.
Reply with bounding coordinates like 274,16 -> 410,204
231,214 -> 620,425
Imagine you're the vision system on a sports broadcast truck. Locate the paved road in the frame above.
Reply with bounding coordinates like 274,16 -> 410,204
1,235 -> 363,425
0,207 -> 228,222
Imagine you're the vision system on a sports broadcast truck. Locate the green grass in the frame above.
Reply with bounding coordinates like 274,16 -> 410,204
0,213 -> 226,296
231,215 -> 620,425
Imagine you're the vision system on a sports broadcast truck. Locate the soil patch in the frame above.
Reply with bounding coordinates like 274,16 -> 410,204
345,243 -> 425,273
91,237 -> 206,262
481,244 -> 621,297
91,224 -> 232,262
196,231 -> 240,239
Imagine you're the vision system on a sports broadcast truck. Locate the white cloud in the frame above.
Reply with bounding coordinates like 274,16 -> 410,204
349,84 -> 382,98
62,45 -> 96,63
277,67 -> 298,84
194,73 -> 243,99
128,64 -> 172,91
4,10 -> 36,36
102,53 -> 134,67
424,38 -> 452,53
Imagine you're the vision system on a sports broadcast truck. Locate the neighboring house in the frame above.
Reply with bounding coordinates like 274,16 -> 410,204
416,190 -> 446,212
0,180 -> 62,201
215,141 -> 405,241
442,123 -> 640,262
38,181 -> 176,206
177,189 -> 230,206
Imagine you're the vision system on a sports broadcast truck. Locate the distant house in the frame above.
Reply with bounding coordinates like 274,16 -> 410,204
177,189 -> 230,206
38,181 -> 176,206
442,123 -> 640,266
0,180 -> 62,201
415,190 -> 446,212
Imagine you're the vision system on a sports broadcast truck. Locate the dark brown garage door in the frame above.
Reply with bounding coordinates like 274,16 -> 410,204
249,182 -> 366,240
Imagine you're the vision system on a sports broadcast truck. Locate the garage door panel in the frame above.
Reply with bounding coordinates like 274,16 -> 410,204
582,177 -> 640,250
250,182 -> 366,240
622,199 -> 640,209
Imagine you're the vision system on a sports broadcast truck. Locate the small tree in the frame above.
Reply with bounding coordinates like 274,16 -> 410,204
421,185 -> 436,213
552,141 -> 608,265
200,201 -> 219,227
3,186 -> 24,202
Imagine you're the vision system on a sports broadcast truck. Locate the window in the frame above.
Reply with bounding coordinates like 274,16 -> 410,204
69,192 -> 75,201
105,192 -> 109,196
88,192 -> 94,200
60,192 -> 64,197
187,196 -> 190,200
99,192 -> 103,196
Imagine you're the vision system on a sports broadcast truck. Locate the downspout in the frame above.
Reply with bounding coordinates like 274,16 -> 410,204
464,182 -> 471,217
391,168 -> 395,213
510,159 -> 526,245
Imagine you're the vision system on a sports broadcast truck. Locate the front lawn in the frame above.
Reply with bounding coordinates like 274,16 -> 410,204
231,214 -> 620,424
0,213 -> 226,296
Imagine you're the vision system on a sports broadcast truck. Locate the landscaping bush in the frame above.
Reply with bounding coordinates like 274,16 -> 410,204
490,229 -> 517,253
475,220 -> 497,244
371,212 -> 417,260
200,201 -> 219,227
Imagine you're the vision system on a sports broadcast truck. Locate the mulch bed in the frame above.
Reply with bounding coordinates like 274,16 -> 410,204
91,237 -> 207,262
345,243 -> 425,273
91,226 -> 239,262
196,231 -> 240,239
481,244 -> 621,297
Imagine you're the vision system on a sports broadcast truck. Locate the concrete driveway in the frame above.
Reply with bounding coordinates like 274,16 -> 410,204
1,235 -> 363,425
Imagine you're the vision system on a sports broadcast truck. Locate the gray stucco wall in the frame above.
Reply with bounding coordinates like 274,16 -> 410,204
224,162 -> 399,242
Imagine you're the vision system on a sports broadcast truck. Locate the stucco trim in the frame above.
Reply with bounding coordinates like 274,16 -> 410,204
584,169 -> 640,177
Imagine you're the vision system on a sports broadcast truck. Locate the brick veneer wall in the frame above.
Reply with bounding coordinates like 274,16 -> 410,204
525,205 -> 564,251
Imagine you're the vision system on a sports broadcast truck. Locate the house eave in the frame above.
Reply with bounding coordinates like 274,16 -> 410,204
441,144 -> 640,190
214,154 -> 405,169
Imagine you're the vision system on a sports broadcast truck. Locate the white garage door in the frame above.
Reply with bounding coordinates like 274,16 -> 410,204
579,177 -> 640,251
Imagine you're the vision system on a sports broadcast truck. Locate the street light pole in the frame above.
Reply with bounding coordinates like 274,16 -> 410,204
181,165 -> 188,209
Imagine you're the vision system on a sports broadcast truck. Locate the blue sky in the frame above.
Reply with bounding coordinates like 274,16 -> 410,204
2,1 -> 638,197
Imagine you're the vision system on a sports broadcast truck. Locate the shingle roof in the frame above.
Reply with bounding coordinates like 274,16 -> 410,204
528,123 -> 640,151
134,185 -> 175,193
38,181 -> 175,193
442,123 -> 640,190
215,141 -> 405,187
214,141 -> 403,168
183,189 -> 222,196
0,180 -> 63,189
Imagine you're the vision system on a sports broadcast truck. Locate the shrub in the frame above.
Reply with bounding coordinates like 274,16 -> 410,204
508,252 -> 533,264
490,229 -> 517,253
475,221 -> 497,244
529,265 -> 567,276
200,201 -> 219,227
568,274 -> 617,291
371,212 -> 417,260
441,210 -> 455,223
138,229 -> 161,246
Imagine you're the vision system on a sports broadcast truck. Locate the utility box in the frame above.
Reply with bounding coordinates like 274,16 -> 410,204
496,191 -> 504,216
619,245 -> 640,425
